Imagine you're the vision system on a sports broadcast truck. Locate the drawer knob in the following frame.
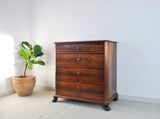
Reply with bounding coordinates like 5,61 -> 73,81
76,46 -> 80,50
77,86 -> 80,90
77,72 -> 80,75
77,58 -> 80,61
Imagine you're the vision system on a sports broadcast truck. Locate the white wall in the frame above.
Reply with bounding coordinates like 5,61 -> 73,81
30,0 -> 160,99
0,0 -> 30,94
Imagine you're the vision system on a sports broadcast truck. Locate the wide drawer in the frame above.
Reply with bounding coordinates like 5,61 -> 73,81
56,68 -> 104,84
56,81 -> 78,98
56,42 -> 104,53
56,54 -> 104,68
56,81 -> 104,101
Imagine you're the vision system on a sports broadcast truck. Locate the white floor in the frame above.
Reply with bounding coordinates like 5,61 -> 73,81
0,88 -> 160,119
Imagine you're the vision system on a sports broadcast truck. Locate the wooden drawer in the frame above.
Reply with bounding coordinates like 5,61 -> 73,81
56,81 -> 104,102
56,54 -> 104,68
56,68 -> 104,84
79,83 -> 104,101
56,43 -> 104,53
56,81 -> 78,98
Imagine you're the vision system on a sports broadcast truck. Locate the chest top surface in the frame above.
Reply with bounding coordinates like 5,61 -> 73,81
54,40 -> 117,44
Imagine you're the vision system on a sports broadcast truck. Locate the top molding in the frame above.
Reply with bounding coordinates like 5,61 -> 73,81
54,40 -> 117,44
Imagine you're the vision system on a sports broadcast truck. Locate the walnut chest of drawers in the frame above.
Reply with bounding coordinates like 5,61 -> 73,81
52,40 -> 118,111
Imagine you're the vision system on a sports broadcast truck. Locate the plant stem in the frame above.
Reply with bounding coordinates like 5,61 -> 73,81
24,56 -> 31,78
24,62 -> 28,78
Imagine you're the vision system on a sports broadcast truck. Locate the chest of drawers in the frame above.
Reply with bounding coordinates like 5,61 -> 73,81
52,40 -> 118,111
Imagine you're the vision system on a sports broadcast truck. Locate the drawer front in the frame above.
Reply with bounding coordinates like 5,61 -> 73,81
56,81 -> 78,98
56,54 -> 104,68
56,43 -> 104,53
56,68 -> 104,84
79,83 -> 104,101
56,81 -> 104,101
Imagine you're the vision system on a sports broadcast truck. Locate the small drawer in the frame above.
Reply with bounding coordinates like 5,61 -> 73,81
56,81 -> 78,98
56,42 -> 104,53
56,54 -> 104,68
79,83 -> 104,101
56,68 -> 104,84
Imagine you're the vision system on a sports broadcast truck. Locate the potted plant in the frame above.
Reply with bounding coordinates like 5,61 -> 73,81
12,41 -> 45,96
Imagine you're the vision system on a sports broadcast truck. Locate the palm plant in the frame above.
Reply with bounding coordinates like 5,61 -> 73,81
19,41 -> 45,78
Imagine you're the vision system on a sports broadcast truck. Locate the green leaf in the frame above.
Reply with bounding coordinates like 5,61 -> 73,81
34,45 -> 42,52
21,41 -> 29,48
27,65 -> 33,70
23,44 -> 30,51
36,52 -> 44,57
20,55 -> 27,60
30,60 -> 35,63
19,49 -> 28,58
37,61 -> 45,65
33,60 -> 45,65
21,41 -> 32,50
30,51 -> 35,59
28,61 -> 33,66
34,45 -> 44,57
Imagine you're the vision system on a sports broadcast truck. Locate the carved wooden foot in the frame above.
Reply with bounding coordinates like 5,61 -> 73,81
113,93 -> 118,101
52,96 -> 58,102
104,104 -> 110,111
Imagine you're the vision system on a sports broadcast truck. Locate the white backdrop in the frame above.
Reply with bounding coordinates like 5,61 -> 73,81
30,0 -> 160,99
0,0 -> 30,94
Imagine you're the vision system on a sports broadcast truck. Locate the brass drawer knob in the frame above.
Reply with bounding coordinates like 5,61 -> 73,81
77,72 -> 80,75
76,46 -> 80,50
77,58 -> 80,61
